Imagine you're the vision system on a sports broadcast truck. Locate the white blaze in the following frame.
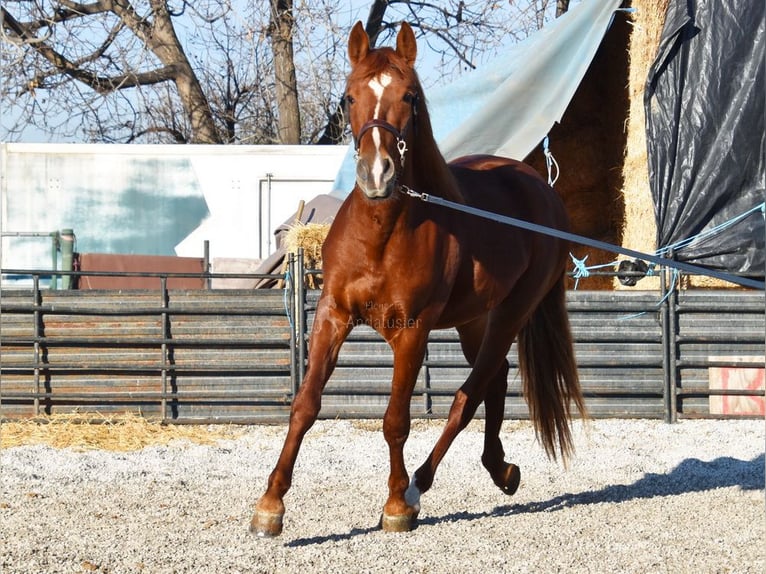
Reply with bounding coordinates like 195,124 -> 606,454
366,73 -> 393,188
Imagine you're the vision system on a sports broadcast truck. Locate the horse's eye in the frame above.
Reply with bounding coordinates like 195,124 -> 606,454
403,93 -> 414,104
344,94 -> 355,105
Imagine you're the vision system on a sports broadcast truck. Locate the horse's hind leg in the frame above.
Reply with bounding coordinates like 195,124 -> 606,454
458,320 -> 520,494
481,359 -> 521,495
412,317 -> 516,496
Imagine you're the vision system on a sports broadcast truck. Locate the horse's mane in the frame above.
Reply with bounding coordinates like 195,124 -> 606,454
349,48 -> 465,204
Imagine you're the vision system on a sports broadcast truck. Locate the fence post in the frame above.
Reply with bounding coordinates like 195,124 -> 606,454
160,276 -> 170,422
203,239 -> 211,290
287,253 -> 297,398
59,229 -> 75,290
660,263 -> 679,423
32,275 -> 42,416
421,347 -> 432,415
50,231 -> 59,290
296,249 -> 307,388
668,273 -> 679,422
661,266 -> 671,422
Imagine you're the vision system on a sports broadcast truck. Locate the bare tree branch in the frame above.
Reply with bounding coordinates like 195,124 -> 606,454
126,124 -> 187,143
1,1 -> 556,145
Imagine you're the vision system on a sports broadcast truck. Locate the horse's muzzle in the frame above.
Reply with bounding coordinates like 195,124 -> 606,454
355,153 -> 396,199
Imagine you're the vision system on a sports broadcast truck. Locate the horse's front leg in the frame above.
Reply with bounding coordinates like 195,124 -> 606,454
380,328 -> 429,533
250,299 -> 351,537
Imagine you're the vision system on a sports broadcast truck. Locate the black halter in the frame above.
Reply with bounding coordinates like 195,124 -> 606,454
355,118 -> 408,150
347,92 -> 420,164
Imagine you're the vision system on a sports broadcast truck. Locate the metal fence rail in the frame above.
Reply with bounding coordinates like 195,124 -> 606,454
672,290 -> 765,419
1,259 -> 764,423
319,291 -> 666,420
1,275 -> 297,422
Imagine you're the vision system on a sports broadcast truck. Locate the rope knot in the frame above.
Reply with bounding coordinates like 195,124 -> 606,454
569,253 -> 589,289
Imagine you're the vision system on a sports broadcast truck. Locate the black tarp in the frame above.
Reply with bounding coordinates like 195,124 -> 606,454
645,0 -> 765,280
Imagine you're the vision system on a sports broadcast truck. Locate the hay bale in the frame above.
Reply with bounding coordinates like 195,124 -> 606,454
617,0 -> 670,290
619,1 -> 736,289
283,222 -> 331,288
524,11 -> 632,291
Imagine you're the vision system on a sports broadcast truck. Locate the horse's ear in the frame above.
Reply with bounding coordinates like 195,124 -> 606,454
348,21 -> 369,67
396,22 -> 417,67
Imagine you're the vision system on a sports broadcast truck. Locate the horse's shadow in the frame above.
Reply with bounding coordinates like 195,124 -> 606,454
285,454 -> 764,547
431,453 -> 765,522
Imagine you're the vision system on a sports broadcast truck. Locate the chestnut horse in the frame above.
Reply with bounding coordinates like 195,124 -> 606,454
252,21 -> 585,537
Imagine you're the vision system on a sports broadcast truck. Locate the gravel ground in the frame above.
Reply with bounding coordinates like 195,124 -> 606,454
1,418 -> 764,573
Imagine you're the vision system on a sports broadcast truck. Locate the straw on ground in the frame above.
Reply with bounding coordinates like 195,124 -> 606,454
1,412 -> 242,451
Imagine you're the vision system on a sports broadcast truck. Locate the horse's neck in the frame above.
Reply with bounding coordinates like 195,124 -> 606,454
351,186 -> 406,228
405,133 -> 463,203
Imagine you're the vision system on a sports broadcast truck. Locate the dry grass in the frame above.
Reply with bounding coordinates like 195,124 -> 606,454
0,412 -> 242,451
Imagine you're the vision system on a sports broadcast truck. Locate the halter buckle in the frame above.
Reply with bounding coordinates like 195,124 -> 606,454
397,139 -> 408,166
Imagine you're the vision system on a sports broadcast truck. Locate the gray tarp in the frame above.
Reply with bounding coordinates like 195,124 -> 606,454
646,0 -> 765,278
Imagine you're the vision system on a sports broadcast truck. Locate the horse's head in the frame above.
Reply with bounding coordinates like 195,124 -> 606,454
345,21 -> 420,200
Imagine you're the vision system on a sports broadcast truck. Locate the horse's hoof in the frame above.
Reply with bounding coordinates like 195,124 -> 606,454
250,509 -> 284,537
380,511 -> 419,533
499,463 -> 521,496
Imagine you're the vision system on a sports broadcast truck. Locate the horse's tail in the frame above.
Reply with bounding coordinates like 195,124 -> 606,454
517,274 -> 586,463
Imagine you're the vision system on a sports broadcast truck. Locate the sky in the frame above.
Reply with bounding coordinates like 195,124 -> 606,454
0,1 -> 562,143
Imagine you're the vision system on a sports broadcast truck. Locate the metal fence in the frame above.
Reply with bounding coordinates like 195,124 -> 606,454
1,257 -> 764,423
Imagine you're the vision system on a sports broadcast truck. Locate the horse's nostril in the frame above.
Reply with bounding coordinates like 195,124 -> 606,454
356,161 -> 369,183
383,158 -> 394,178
